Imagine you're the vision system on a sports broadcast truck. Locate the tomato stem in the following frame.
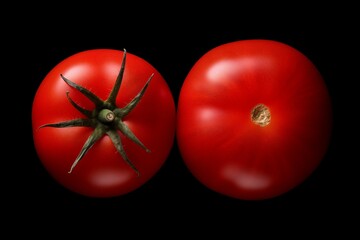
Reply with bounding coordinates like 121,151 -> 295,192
98,109 -> 115,123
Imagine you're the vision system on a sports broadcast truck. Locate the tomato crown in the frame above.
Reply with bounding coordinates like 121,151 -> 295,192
38,49 -> 153,176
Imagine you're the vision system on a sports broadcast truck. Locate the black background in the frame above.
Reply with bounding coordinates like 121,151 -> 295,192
6,2 -> 356,235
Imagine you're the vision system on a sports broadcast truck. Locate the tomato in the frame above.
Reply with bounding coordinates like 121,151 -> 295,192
32,49 -> 176,198
176,39 -> 333,200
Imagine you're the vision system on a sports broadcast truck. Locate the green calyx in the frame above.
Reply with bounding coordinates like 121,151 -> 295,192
39,49 -> 152,176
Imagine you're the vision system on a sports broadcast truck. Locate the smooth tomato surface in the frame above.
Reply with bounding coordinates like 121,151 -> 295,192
176,39 -> 332,200
32,49 -> 176,197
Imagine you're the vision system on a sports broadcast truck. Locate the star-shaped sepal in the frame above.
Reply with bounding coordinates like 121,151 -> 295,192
39,49 -> 152,176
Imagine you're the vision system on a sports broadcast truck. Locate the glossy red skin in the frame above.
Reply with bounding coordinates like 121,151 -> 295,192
177,40 -> 332,200
32,49 -> 176,197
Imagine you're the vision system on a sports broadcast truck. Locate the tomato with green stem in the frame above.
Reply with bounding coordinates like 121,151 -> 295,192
32,49 -> 176,198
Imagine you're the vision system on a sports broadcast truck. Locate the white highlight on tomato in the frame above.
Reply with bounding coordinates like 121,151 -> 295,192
206,58 -> 265,83
91,169 -> 133,187
222,165 -> 270,190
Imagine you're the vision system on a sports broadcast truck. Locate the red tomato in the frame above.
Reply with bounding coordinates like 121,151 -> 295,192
32,49 -> 176,198
176,39 -> 332,200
